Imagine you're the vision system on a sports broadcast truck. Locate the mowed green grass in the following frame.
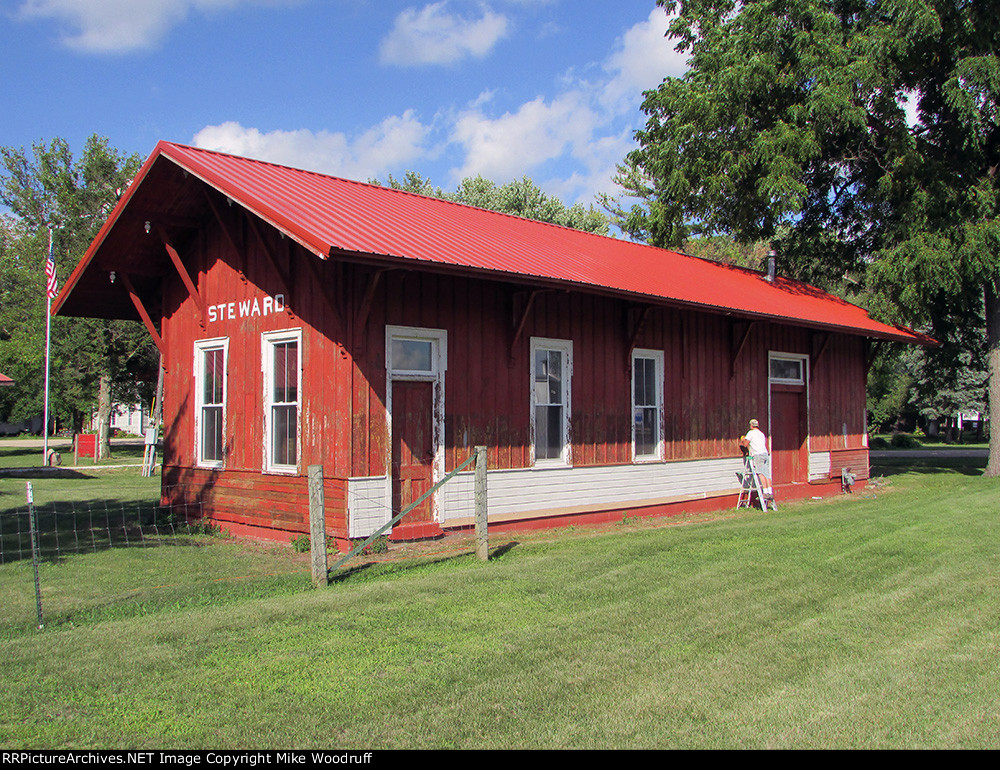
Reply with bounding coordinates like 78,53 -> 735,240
2,456 -> 999,749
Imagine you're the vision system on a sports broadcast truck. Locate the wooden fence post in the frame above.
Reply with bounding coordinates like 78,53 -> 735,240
308,464 -> 328,587
474,445 -> 488,561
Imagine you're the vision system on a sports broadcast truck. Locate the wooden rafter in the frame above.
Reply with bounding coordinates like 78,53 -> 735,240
730,320 -> 755,379
246,213 -> 291,298
120,272 -> 167,364
626,306 -> 652,373
303,253 -> 346,335
203,190 -> 247,280
680,313 -> 688,381
810,331 -> 831,382
355,268 -> 387,356
156,224 -> 207,329
510,289 -> 542,364
865,339 -> 885,375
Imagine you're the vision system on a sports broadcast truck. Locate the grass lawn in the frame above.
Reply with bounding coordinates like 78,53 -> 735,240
2,454 -> 999,748
0,441 -> 146,470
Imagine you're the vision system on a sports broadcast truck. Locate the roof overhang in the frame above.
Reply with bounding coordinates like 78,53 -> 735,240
54,141 -> 934,347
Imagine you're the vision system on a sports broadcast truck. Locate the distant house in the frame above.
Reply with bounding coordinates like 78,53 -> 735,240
54,142 -> 929,547
0,372 -> 13,388
89,403 -> 151,437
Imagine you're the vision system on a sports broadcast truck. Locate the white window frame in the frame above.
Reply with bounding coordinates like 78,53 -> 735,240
194,337 -> 228,469
262,327 -> 303,474
632,348 -> 665,462
530,337 -> 573,467
386,325 -> 448,381
768,352 -> 807,385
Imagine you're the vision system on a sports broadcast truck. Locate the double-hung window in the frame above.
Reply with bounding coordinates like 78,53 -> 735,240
263,328 -> 302,473
194,337 -> 228,468
531,337 -> 572,466
632,348 -> 664,461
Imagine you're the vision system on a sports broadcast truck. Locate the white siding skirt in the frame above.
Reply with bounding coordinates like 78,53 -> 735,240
347,456 -> 747,538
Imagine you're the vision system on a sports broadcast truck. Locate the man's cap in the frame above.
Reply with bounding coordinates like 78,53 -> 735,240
749,419 -> 759,427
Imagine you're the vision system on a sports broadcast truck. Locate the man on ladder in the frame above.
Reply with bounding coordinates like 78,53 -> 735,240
739,418 -> 775,511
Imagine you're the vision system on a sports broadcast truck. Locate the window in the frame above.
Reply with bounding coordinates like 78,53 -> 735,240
769,353 -> 807,385
387,327 -> 447,379
194,338 -> 228,468
263,329 -> 302,473
530,337 -> 572,466
632,349 -> 664,461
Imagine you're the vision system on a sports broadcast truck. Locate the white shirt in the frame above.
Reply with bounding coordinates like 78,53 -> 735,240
746,428 -> 768,455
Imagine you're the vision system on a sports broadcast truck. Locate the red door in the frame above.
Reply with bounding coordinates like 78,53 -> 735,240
771,387 -> 807,485
391,381 -> 435,523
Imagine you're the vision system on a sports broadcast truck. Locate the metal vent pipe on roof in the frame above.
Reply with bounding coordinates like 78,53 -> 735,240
766,250 -> 776,282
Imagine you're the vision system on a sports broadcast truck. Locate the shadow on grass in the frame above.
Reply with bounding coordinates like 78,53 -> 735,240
491,541 -> 519,559
872,456 -> 987,478
0,468 -> 96,481
0,498 -> 207,566
328,539 -> 522,584
329,546 -> 500,584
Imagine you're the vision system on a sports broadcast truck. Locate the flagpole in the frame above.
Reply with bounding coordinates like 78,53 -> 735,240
42,226 -> 53,466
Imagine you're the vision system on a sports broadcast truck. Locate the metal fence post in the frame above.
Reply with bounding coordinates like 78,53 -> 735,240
474,445 -> 488,561
308,465 -> 328,587
26,482 -> 44,629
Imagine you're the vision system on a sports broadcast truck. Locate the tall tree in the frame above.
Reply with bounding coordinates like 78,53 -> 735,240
615,0 -> 1000,472
0,136 -> 154,455
377,172 -> 609,235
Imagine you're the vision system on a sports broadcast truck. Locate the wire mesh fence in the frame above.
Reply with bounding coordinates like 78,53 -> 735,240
0,489 -> 204,565
0,457 -> 488,635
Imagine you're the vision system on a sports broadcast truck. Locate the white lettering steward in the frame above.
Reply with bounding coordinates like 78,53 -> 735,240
205,293 -> 288,323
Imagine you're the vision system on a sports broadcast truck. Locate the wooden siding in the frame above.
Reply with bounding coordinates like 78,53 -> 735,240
159,204 -> 871,537
162,466 -> 346,536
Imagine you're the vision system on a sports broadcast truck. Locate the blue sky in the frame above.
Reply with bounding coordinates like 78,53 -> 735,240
2,1 -> 687,206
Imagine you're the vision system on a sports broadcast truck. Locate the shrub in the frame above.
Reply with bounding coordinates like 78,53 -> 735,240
890,433 -> 921,449
290,534 -> 310,553
358,535 -> 389,556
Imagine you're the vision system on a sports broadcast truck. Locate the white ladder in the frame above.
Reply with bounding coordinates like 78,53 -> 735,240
737,455 -> 773,511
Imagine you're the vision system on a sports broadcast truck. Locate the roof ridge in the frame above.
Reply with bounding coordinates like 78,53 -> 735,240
159,141 -> 852,302
159,140 -> 635,242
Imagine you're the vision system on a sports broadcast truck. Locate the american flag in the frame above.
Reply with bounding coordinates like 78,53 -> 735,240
45,234 -> 57,300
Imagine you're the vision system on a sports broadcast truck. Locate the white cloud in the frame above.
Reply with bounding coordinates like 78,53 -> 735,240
192,111 -> 433,180
189,6 -> 687,207
379,2 -> 508,65
445,6 -> 685,204
600,7 -> 686,111
450,93 -> 597,181
16,0 -> 277,53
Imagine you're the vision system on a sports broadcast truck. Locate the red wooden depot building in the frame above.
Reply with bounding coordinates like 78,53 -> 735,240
54,142 -> 927,547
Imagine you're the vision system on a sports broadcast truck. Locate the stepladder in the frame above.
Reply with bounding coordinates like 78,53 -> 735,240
737,455 -> 775,511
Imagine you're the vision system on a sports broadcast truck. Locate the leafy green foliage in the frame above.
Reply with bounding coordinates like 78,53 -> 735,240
376,172 -> 609,234
0,137 -> 155,437
617,0 -> 1000,469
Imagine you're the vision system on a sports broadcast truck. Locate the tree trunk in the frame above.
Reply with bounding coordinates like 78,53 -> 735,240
96,373 -> 113,461
984,281 -> 1000,476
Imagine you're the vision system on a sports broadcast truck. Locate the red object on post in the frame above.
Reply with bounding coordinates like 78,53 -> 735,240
75,433 -> 97,464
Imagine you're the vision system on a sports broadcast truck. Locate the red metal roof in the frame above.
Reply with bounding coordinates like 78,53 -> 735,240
56,140 -> 928,343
